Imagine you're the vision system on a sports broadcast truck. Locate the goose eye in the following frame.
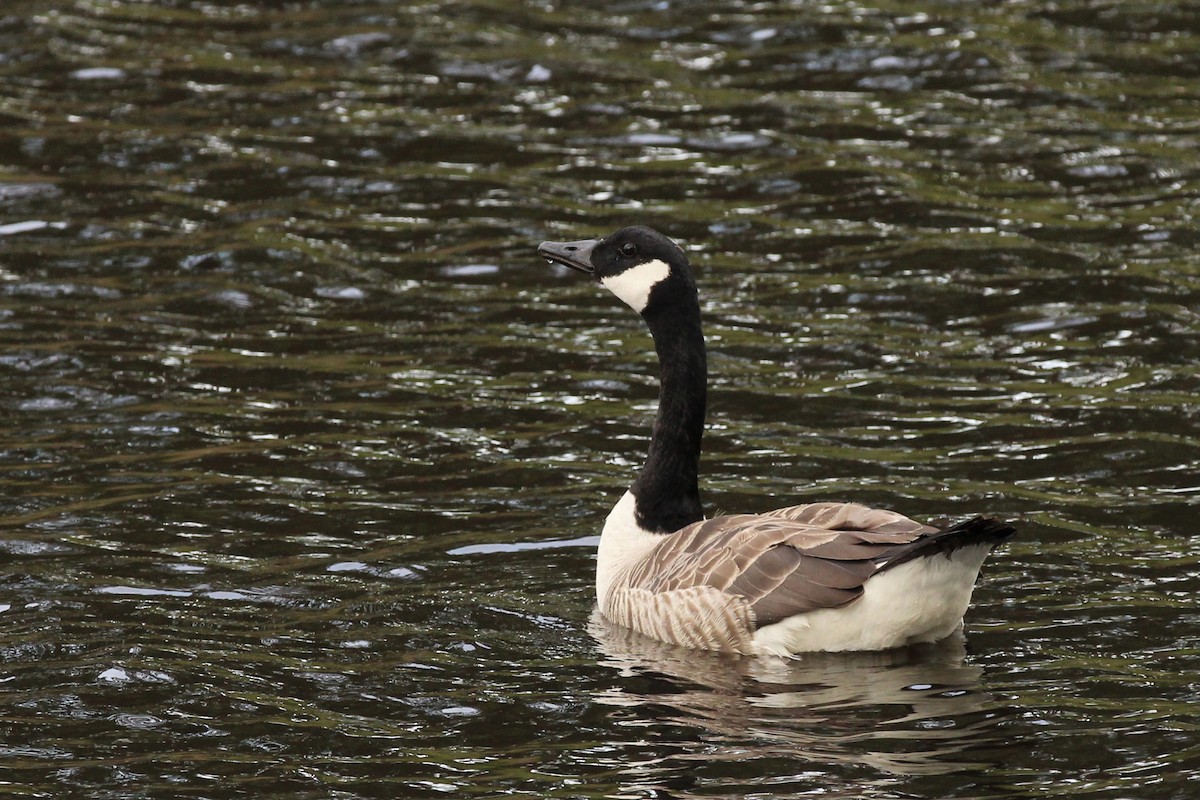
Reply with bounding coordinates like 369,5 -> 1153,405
619,242 -> 638,257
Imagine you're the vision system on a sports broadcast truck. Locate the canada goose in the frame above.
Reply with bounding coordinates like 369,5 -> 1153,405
537,226 -> 1015,656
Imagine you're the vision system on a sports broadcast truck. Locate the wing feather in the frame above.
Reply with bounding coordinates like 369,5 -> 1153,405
622,502 -> 942,629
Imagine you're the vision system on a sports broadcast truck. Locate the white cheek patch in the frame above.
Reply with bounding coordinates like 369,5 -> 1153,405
600,258 -> 671,313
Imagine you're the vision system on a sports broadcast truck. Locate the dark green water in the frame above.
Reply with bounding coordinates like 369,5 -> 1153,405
1,0 -> 1198,797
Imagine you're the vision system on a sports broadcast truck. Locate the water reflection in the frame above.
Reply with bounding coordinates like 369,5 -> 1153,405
589,609 -> 1002,791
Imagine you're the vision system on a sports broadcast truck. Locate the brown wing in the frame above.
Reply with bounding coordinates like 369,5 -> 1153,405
624,502 -> 938,628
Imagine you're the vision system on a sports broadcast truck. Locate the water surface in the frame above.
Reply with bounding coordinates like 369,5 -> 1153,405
1,1 -> 1198,797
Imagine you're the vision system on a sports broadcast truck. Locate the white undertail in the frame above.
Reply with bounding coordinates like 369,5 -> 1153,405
750,543 -> 992,656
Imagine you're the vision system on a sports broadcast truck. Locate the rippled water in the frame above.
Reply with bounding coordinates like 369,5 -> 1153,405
1,1 -> 1198,797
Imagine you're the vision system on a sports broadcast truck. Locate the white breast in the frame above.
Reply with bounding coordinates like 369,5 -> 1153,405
595,490 -> 665,607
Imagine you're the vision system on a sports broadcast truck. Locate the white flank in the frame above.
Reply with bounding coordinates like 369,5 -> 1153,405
595,490 -> 664,607
600,258 -> 671,313
750,543 -> 993,656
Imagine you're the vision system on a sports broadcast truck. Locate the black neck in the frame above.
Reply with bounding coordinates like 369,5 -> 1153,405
631,299 -> 707,534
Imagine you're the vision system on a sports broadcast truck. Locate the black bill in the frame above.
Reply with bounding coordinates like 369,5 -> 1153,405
537,238 -> 599,275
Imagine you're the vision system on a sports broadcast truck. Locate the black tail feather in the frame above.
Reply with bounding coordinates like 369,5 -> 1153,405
879,517 -> 1016,572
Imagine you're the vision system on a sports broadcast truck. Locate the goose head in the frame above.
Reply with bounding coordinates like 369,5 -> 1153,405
538,226 -> 696,315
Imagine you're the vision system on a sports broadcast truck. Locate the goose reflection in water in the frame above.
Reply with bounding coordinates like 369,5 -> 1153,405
587,608 -> 1005,793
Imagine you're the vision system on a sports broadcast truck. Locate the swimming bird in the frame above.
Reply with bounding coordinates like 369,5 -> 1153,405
537,226 -> 1015,656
